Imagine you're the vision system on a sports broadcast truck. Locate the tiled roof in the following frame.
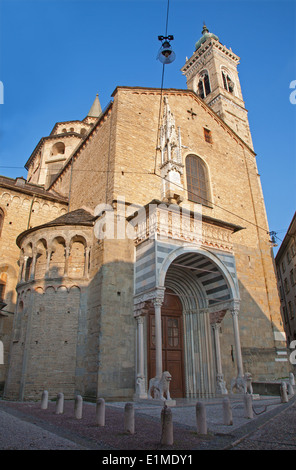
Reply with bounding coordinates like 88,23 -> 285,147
44,208 -> 95,227
16,208 -> 95,247
0,175 -> 68,203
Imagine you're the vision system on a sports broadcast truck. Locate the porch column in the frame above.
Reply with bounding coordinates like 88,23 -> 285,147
134,301 -> 148,398
153,297 -> 163,379
135,315 -> 147,398
230,305 -> 244,379
137,316 -> 145,379
212,323 -> 228,395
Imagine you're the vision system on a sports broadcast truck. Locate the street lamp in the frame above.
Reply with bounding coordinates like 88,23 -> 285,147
157,35 -> 176,64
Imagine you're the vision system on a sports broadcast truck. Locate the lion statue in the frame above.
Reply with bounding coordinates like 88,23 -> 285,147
231,372 -> 253,394
148,371 -> 172,401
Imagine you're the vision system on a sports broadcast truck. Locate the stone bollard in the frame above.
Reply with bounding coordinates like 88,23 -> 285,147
244,393 -> 253,419
55,392 -> 64,415
222,397 -> 233,425
280,382 -> 288,403
289,372 -> 295,386
74,395 -> 83,419
41,390 -> 48,410
196,401 -> 207,434
160,405 -> 173,446
287,382 -> 295,396
124,403 -> 135,434
96,398 -> 105,426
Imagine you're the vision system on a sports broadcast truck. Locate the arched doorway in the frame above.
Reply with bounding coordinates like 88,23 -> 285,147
148,289 -> 185,398
134,244 -> 243,400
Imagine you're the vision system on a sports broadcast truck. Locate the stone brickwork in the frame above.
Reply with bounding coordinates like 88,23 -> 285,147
0,177 -> 68,389
275,212 -> 296,348
50,103 -> 114,208
1,30 -> 291,400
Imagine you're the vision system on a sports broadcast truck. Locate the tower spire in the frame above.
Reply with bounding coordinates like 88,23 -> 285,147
202,22 -> 209,34
87,93 -> 102,118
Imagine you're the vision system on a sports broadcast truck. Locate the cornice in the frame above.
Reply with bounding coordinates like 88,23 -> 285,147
112,86 -> 255,156
25,132 -> 85,170
0,175 -> 68,204
181,37 -> 240,76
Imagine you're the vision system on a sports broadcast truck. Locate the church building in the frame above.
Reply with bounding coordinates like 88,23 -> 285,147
0,25 -> 290,401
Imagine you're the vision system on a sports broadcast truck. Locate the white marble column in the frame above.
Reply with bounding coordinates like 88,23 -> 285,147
153,297 -> 163,379
135,315 -> 147,398
231,305 -> 244,379
212,322 -> 228,395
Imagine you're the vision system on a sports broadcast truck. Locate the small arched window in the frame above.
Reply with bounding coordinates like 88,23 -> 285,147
197,72 -> 211,99
222,70 -> 234,94
51,141 -> 65,156
186,155 -> 211,205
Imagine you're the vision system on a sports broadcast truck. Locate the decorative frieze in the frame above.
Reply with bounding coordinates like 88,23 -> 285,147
131,202 -> 235,252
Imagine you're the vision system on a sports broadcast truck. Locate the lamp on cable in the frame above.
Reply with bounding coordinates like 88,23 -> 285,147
269,231 -> 278,247
157,35 -> 176,64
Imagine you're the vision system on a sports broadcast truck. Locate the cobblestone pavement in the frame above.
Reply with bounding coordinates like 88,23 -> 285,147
0,395 -> 295,452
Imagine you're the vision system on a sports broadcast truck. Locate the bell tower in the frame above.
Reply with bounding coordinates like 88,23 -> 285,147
181,24 -> 253,149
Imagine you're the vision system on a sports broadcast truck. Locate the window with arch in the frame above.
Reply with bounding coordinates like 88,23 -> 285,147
222,70 -> 235,94
51,141 -> 65,156
0,272 -> 7,302
197,72 -> 211,99
185,154 -> 211,205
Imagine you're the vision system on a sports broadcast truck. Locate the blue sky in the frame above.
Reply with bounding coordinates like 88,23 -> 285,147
0,0 -> 295,253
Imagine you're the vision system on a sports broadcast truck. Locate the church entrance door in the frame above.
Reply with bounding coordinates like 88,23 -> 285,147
148,290 -> 185,398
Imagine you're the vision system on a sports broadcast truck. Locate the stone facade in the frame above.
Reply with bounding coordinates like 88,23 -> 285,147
0,27 -> 291,401
0,176 -> 68,390
275,212 -> 296,348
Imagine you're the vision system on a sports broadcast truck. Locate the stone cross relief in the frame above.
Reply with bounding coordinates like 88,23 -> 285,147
187,108 -> 197,119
